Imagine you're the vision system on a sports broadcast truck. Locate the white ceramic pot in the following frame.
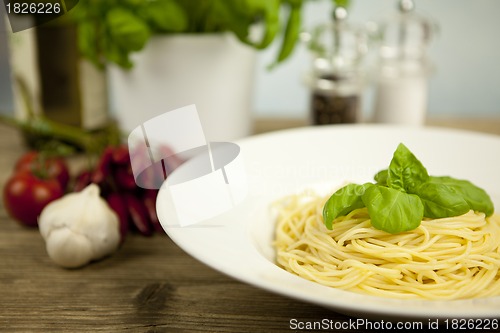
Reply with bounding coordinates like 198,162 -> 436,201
108,33 -> 256,141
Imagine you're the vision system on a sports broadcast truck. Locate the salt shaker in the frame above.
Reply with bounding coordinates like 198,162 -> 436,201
372,0 -> 436,125
305,7 -> 367,125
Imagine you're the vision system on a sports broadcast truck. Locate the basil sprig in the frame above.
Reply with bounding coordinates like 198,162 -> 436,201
71,0 -> 305,69
323,143 -> 495,234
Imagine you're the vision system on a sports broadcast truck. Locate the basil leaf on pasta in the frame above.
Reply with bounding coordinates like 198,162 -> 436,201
321,143 -> 495,235
429,176 -> 494,216
362,185 -> 424,234
387,143 -> 429,193
413,182 -> 470,218
374,169 -> 388,186
322,183 -> 369,230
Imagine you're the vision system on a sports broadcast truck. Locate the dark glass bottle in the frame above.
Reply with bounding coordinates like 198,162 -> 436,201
305,6 -> 366,125
311,74 -> 360,125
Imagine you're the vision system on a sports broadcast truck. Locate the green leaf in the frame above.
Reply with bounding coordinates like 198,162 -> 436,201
138,0 -> 188,33
322,183 -> 370,229
209,0 -> 253,41
413,182 -> 470,218
72,0 -> 300,69
333,0 -> 351,8
269,4 -> 301,68
387,143 -> 429,193
218,0 -> 281,50
77,21 -> 101,68
362,186 -> 424,234
175,0 -> 219,32
105,42 -> 133,69
430,176 -> 494,216
284,0 -> 303,7
106,7 -> 150,52
374,169 -> 388,186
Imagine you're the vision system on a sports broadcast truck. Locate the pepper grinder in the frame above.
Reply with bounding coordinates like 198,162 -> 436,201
305,6 -> 367,125
372,0 -> 435,125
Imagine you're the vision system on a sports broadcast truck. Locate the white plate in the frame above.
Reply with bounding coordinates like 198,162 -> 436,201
157,125 -> 500,320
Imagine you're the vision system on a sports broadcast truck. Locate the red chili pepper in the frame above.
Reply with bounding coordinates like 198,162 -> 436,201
111,145 -> 130,165
143,189 -> 163,233
92,146 -> 114,184
106,193 -> 129,243
114,164 -> 137,190
73,169 -> 92,192
124,193 -> 153,236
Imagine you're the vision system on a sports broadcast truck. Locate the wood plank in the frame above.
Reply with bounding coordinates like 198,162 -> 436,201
0,224 -> 340,332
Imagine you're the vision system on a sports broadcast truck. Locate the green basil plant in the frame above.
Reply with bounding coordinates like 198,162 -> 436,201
70,0 -> 350,69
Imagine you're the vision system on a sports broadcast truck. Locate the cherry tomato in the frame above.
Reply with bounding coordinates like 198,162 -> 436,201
15,151 -> 70,190
3,172 -> 64,227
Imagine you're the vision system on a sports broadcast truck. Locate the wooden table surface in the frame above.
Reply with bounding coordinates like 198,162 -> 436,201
1,118 -> 500,332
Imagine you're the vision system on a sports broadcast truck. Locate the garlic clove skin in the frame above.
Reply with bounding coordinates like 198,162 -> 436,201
45,228 -> 94,268
39,184 -> 120,268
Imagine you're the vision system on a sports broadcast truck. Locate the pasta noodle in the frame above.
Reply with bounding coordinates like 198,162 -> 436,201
274,192 -> 500,300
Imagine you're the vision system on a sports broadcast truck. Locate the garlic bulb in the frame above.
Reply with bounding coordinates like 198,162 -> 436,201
39,184 -> 120,268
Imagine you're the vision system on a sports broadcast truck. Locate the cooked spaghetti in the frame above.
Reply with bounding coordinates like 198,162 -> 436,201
274,192 -> 500,300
